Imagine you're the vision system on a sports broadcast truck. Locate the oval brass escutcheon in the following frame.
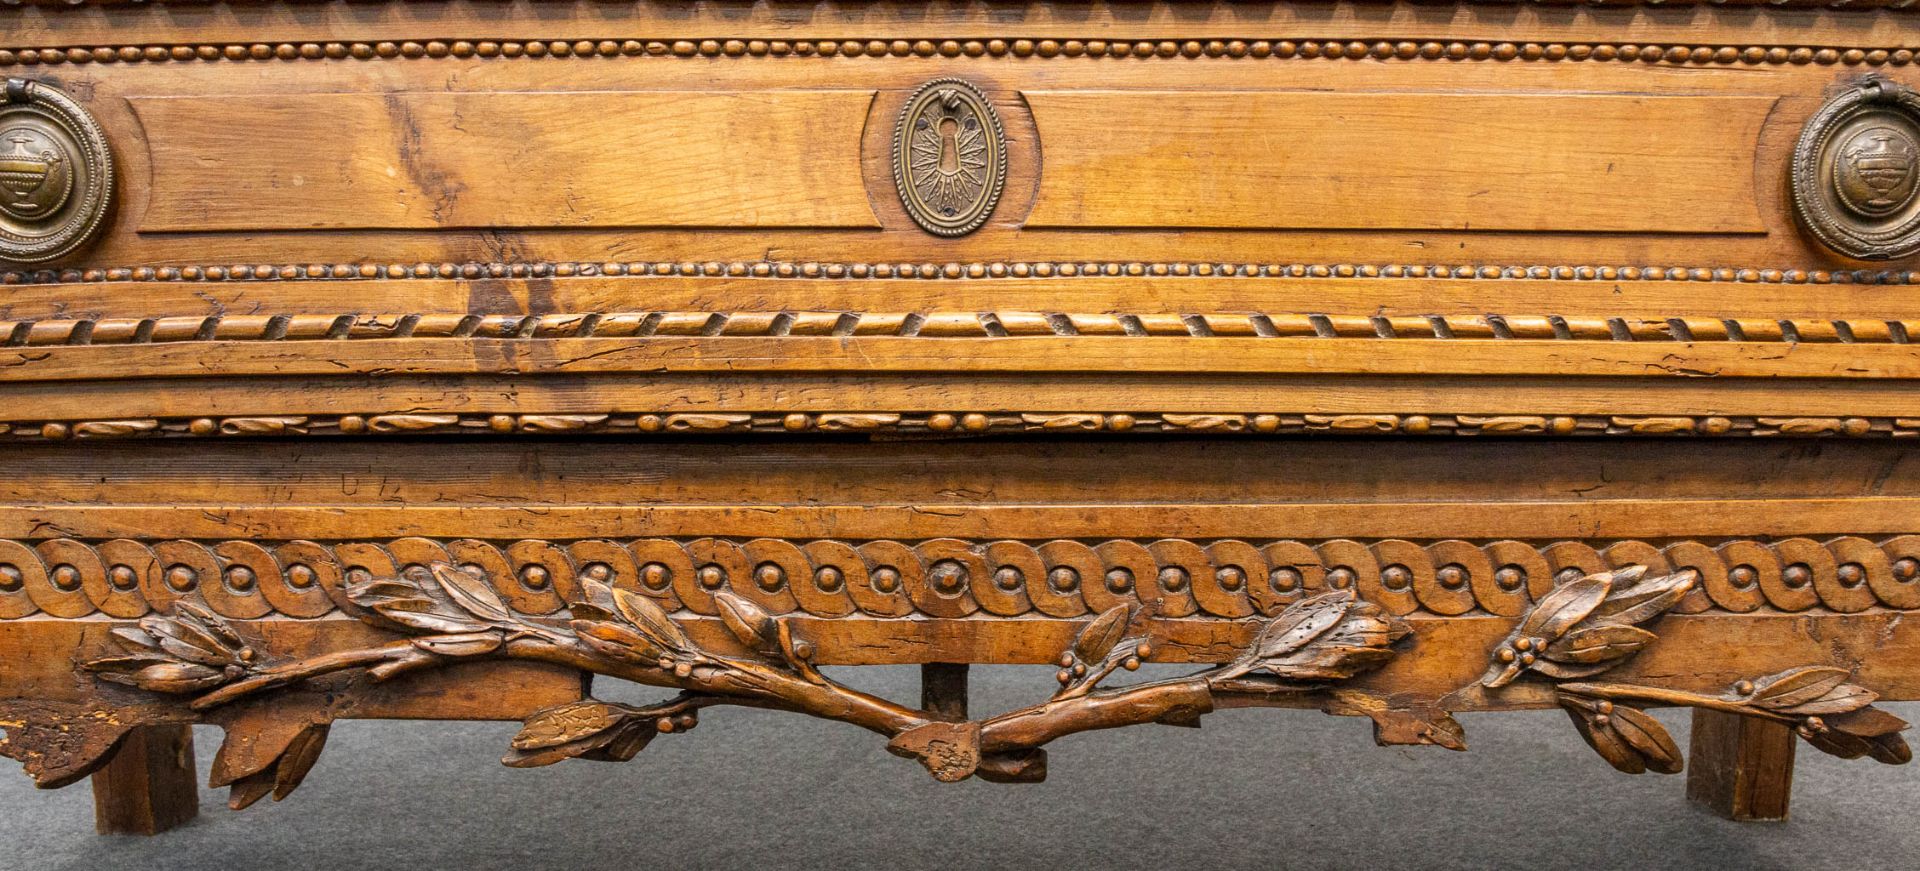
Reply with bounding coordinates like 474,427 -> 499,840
1792,77 -> 1920,261
892,78 -> 1007,237
0,79 -> 112,264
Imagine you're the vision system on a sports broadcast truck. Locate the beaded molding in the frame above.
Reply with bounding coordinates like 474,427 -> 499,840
1,39 -> 1918,68
4,0 -> 1917,7
7,412 -> 1917,441
0,310 -> 1916,345
8,260 -> 1920,285
4,535 -> 1916,622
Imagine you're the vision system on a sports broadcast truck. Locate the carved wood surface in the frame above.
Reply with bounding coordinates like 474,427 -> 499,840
5,0 -> 1920,832
0,534 -> 1916,622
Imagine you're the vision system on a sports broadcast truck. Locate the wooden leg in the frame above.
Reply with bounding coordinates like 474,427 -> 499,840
91,724 -> 200,836
920,663 -> 970,721
1686,709 -> 1796,822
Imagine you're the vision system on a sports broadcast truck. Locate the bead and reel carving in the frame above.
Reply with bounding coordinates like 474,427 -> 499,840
1792,77 -> 1920,261
0,79 -> 110,264
892,78 -> 1007,236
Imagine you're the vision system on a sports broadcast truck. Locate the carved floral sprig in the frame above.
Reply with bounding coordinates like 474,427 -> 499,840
80,562 -> 1412,797
86,602 -> 261,693
905,589 -> 1412,782
1478,566 -> 1693,689
1471,564 -> 1911,775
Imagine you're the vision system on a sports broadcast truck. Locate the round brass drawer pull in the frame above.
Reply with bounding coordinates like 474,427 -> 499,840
0,78 -> 112,265
1792,76 -> 1920,261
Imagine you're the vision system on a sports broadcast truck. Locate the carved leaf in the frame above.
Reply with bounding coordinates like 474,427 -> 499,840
1820,707 -> 1914,765
1606,706 -> 1684,774
367,596 -> 491,636
569,619 -> 666,663
1520,572 -> 1613,640
209,698 -> 330,788
715,592 -> 779,653
1252,594 -> 1408,681
139,606 -> 247,668
1586,569 -> 1697,627
430,563 -> 514,625
1482,567 -> 1669,689
502,703 -> 656,769
1543,624 -> 1658,665
1560,695 -> 1679,775
1828,705 -> 1910,738
609,584 -> 692,654
1527,660 -> 1617,681
93,661 -> 230,694
1776,682 -> 1879,716
272,723 -> 330,801
227,769 -> 277,811
1735,666 -> 1854,711
345,569 -> 492,634
1072,605 -> 1134,665
1564,704 -> 1645,775
578,723 -> 658,763
108,626 -> 166,655
410,631 -> 504,658
1250,591 -> 1350,660
511,701 -> 636,751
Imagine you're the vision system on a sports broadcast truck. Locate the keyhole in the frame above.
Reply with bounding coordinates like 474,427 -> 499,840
937,118 -> 959,173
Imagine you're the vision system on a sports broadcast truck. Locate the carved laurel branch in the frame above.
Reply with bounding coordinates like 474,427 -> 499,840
77,561 -> 1409,803
1468,566 -> 1913,774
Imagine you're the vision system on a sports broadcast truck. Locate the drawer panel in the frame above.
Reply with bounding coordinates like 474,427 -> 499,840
135,90 -> 882,231
0,0 -> 1918,436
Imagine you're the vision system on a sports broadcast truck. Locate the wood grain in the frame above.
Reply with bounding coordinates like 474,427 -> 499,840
1026,92 -> 1772,232
90,725 -> 197,836
1687,710 -> 1797,821
134,91 -> 881,231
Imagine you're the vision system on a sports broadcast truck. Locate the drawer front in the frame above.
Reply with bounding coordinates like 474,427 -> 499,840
0,0 -> 1917,438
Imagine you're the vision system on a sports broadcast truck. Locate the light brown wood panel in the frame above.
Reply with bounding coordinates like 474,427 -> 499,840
133,91 -> 881,231
1,336 -> 1915,382
3,498 -> 1915,540
1026,91 -> 1773,232
4,372 -> 1920,420
0,439 -> 1903,505
0,29 -> 1909,272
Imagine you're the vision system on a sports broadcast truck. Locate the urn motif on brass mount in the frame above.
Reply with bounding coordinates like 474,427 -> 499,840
892,78 -> 1008,237
1791,77 -> 1920,261
0,79 -> 112,264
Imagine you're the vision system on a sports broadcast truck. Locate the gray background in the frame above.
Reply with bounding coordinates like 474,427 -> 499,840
5,666 -> 1916,871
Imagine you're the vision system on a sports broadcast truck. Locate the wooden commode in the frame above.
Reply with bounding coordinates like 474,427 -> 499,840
1,0 -> 1918,835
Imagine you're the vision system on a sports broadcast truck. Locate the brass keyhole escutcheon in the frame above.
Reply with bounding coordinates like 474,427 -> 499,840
891,78 -> 1007,237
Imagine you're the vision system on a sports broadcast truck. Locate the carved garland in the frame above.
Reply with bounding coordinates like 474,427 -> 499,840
13,562 -> 1901,806
77,563 -> 1409,797
0,39 -> 1914,69
1461,567 -> 1914,773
